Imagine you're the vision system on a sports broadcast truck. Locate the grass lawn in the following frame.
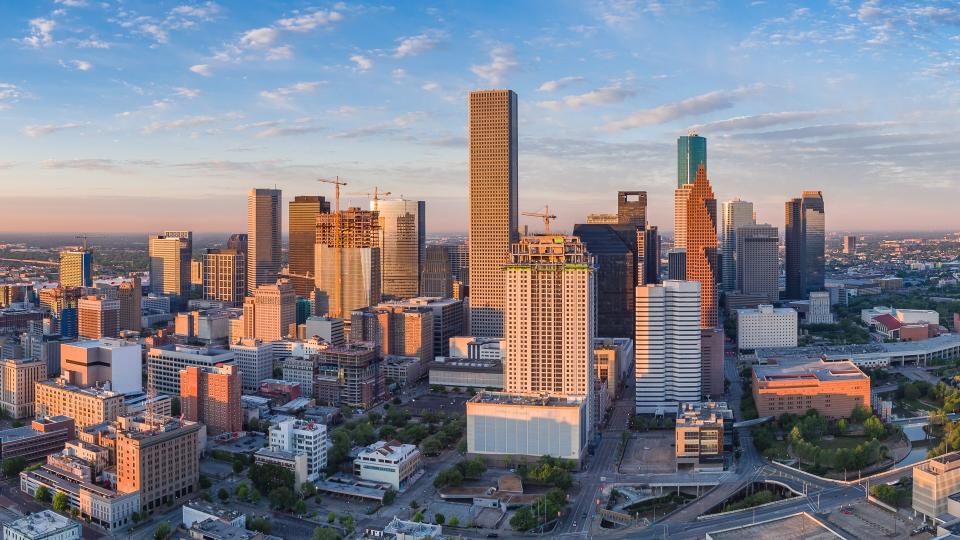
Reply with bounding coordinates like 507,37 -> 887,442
898,398 -> 938,412
819,436 -> 868,450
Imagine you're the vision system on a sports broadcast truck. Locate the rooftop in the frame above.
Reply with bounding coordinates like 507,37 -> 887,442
469,391 -> 584,407
185,499 -> 244,522
4,510 -> 79,539
706,512 -> 842,540
190,518 -> 258,540
384,516 -> 443,538
357,440 -> 419,461
430,358 -> 502,371
64,338 -> 139,350
37,378 -> 121,398
753,359 -> 868,383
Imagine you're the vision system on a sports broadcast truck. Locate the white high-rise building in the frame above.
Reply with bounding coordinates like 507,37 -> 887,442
635,280 -> 701,414
504,235 -> 596,429
807,291 -> 833,324
721,199 -> 755,291
268,418 -> 327,480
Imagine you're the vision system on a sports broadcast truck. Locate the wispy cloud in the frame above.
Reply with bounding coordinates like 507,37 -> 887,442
110,2 -> 221,44
471,45 -> 518,85
239,27 -> 279,48
259,81 -> 324,103
60,59 -> 92,71
394,30 -> 447,57
537,83 -> 635,110
538,76 -> 585,92
0,83 -> 22,110
256,118 -> 323,138
173,87 -> 201,98
350,54 -> 373,71
213,8 -> 343,64
276,9 -> 343,31
687,111 -> 830,133
602,84 -> 767,132
329,112 -> 428,139
141,112 -> 242,134
22,123 -> 84,137
41,158 -> 122,172
77,36 -> 111,49
190,64 -> 213,76
22,18 -> 55,48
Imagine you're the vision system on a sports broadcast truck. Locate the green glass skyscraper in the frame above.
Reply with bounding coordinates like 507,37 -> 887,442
677,134 -> 707,187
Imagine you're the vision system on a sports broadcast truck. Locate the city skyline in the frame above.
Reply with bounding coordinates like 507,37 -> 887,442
1,1 -> 959,234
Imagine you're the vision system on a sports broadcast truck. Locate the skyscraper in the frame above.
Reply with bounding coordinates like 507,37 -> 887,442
180,364 -> 242,436
468,89 -> 518,337
148,231 -> 192,298
288,195 -> 330,297
315,208 -> 381,318
785,191 -> 825,299
720,199 -> 755,292
675,165 -> 719,329
375,198 -> 425,299
843,235 -> 857,255
117,278 -> 142,332
504,235 -> 595,406
677,133 -> 707,188
573,224 -> 637,338
638,226 -> 661,286
635,280 -> 701,413
736,224 -> 780,302
247,188 -> 282,294
59,250 -> 92,288
203,248 -> 246,306
447,243 -> 469,285
421,245 -> 453,298
617,191 -> 647,227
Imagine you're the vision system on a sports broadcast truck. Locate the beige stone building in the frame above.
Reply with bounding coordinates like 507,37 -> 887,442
0,359 -> 47,419
247,188 -> 282,293
242,279 -> 296,342
468,89 -> 518,338
203,248 -> 246,307
35,379 -> 125,430
115,414 -> 201,512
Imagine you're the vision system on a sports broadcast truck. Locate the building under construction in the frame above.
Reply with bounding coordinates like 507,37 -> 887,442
314,208 -> 382,318
313,342 -> 384,410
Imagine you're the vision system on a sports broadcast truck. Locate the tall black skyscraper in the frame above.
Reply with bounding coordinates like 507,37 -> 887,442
785,191 -> 825,299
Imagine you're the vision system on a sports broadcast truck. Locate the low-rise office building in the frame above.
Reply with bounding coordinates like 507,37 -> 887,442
675,403 -> 724,471
253,448 -> 309,491
146,344 -> 235,396
914,453 -> 960,521
353,440 -> 423,491
752,359 -> 870,420
0,416 -> 75,464
428,358 -> 503,389
466,391 -> 588,464
3,510 -> 81,540
737,305 -> 798,350
182,500 -> 246,529
593,337 -> 634,400
267,418 -> 327,481
0,359 -> 47,419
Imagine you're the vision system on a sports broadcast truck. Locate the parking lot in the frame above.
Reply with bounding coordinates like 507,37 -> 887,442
618,431 -> 676,474
824,500 -> 932,540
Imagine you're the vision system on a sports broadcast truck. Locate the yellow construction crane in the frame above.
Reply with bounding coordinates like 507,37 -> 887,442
521,205 -> 558,234
318,177 -> 348,318
75,234 -> 102,251
347,186 -> 392,211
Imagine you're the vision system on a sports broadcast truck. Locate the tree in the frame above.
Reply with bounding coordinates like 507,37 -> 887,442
34,485 -> 50,503
233,460 -> 244,474
837,418 -> 849,434
247,517 -> 271,534
154,523 -> 171,540
312,528 -> 341,540
52,491 -> 69,512
2,457 -> 26,478
249,462 -> 295,494
132,512 -> 142,524
850,403 -> 872,423
448,516 -> 460,527
420,436 -> 443,456
382,489 -> 396,505
510,507 -> 537,531
249,488 -> 261,504
301,481 -> 317,498
199,475 -> 212,489
235,483 -> 249,501
864,416 -> 886,440
327,511 -> 336,524
410,500 -> 419,509
295,500 -> 306,515
412,511 -> 424,523
434,512 -> 445,524
268,487 -> 296,511
218,488 -> 229,502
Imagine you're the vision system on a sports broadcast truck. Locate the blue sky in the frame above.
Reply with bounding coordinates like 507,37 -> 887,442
0,0 -> 958,234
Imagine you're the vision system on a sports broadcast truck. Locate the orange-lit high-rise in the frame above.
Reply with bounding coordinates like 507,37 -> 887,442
674,164 -> 718,329
180,364 -> 242,436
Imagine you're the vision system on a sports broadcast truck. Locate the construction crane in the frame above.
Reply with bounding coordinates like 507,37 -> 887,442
347,186 -> 392,212
74,234 -> 104,251
522,206 -> 558,234
318,177 -> 348,318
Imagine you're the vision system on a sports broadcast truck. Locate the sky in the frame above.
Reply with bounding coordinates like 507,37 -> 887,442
0,0 -> 959,236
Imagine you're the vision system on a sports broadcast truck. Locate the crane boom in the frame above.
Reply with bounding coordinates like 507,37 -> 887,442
318,177 -> 348,318
521,205 -> 558,234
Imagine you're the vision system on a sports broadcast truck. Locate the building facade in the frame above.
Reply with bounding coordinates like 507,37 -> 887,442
674,165 -> 718,329
247,188 -> 282,293
468,89 -> 518,338
60,339 -> 141,395
785,191 -> 825,299
752,360 -> 870,419
635,280 -> 701,413
353,441 -> 422,491
59,250 -> 92,289
420,245 -> 453,298
230,338 -> 274,392
77,296 -> 120,339
0,359 -> 47,419
203,248 -> 246,307
737,305 -> 798,350
268,418 -> 327,480
314,208 -> 382,318
115,415 -> 201,512
242,280 -> 296,342
148,231 -> 192,298
735,224 -> 779,303
720,199 -> 755,292
288,195 -> 330,297
34,380 -> 124,430
376,198 -> 425,299
180,364 -> 242,436
146,344 -> 236,396
677,133 -> 707,188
